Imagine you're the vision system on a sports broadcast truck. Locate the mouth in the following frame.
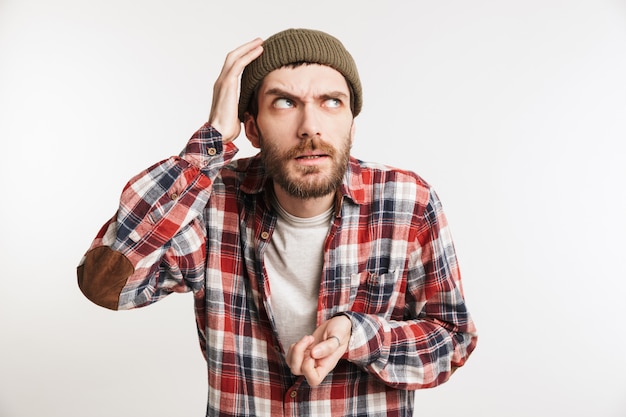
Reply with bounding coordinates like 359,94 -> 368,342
294,153 -> 330,167
296,154 -> 327,160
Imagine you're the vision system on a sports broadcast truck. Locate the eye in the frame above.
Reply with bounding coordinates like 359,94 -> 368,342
325,98 -> 342,108
274,98 -> 294,109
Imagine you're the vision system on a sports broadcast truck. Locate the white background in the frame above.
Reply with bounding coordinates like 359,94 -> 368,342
1,1 -> 625,416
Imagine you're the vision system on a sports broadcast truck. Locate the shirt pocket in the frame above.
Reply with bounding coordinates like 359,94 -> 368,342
350,268 -> 401,316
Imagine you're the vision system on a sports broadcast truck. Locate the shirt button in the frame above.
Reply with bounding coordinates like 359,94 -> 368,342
207,147 -> 217,156
260,231 -> 270,240
170,193 -> 178,200
289,390 -> 297,398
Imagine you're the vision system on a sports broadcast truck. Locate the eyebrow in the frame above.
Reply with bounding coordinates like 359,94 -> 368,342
263,87 -> 349,101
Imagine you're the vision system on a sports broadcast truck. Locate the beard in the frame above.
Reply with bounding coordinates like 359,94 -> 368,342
258,130 -> 352,200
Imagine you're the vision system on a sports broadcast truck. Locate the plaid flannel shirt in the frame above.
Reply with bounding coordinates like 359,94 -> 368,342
78,123 -> 478,417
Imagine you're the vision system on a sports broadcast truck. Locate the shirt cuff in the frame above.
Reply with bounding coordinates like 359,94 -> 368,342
181,122 -> 226,168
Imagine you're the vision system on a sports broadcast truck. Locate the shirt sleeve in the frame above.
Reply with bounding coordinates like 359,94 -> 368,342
342,188 -> 478,390
77,123 -> 237,310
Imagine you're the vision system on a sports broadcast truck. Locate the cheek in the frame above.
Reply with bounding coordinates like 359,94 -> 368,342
257,115 -> 291,139
331,113 -> 354,133
258,122 -> 304,153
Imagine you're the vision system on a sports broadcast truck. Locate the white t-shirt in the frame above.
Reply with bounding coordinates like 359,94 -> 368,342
264,202 -> 333,350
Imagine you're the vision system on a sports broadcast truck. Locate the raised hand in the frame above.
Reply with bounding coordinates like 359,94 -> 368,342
208,38 -> 263,143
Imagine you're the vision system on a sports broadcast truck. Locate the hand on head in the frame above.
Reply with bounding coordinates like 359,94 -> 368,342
208,38 -> 263,143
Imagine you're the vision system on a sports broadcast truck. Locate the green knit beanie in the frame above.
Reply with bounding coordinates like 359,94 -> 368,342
238,28 -> 362,121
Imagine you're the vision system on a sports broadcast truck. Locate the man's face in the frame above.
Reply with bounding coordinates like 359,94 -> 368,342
244,64 -> 355,199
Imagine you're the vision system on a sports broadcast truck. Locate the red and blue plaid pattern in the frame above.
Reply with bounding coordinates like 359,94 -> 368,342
80,123 -> 477,416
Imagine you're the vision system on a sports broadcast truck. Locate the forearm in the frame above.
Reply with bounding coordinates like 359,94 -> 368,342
342,311 -> 477,390
110,123 -> 231,254
77,123 -> 235,310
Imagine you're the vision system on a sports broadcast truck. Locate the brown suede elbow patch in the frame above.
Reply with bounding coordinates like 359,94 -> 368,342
77,246 -> 134,310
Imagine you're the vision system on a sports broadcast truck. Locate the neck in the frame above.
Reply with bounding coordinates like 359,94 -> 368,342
272,184 -> 335,218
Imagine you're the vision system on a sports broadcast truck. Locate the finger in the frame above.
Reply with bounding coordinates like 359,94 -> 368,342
208,38 -> 263,141
301,352 -> 342,387
311,336 -> 342,359
213,40 -> 263,92
226,37 -> 264,62
285,335 -> 314,376
301,354 -> 325,387
219,38 -> 264,79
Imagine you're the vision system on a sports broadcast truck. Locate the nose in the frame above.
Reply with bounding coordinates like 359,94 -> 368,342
297,105 -> 321,139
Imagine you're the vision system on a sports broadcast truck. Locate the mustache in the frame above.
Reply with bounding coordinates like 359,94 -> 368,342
283,137 -> 336,159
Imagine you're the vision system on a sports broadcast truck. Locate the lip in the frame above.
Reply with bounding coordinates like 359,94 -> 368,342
294,153 -> 329,166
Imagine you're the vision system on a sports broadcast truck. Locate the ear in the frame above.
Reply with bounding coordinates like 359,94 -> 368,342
243,112 -> 261,149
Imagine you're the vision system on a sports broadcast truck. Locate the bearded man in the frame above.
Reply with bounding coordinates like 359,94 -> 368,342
78,28 -> 478,417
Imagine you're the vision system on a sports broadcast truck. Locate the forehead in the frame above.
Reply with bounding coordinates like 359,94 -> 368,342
259,64 -> 350,96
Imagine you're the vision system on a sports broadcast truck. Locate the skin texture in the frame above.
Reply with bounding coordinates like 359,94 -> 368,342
245,64 -> 355,216
208,39 -> 355,386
